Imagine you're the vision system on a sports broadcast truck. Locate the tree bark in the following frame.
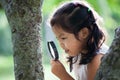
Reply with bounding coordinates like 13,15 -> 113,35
95,27 -> 120,80
0,0 -> 44,80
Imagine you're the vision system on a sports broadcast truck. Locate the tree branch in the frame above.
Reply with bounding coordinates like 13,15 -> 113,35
95,27 -> 120,80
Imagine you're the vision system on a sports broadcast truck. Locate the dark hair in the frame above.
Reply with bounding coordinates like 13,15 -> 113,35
50,1 -> 105,71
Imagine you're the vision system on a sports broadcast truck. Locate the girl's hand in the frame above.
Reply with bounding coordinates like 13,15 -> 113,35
50,60 -> 66,79
50,60 -> 74,80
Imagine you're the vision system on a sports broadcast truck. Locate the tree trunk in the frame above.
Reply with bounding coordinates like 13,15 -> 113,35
0,0 -> 44,80
95,27 -> 120,80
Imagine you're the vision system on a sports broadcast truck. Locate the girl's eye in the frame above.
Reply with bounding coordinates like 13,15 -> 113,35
61,37 -> 67,40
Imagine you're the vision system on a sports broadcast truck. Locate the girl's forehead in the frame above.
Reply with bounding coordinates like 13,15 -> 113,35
52,26 -> 70,37
52,25 -> 64,33
52,27 -> 65,35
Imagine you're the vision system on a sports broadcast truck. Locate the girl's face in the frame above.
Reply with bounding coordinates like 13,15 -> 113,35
52,25 -> 87,57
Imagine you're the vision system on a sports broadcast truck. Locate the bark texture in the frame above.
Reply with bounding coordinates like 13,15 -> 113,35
0,0 -> 44,80
95,27 -> 120,80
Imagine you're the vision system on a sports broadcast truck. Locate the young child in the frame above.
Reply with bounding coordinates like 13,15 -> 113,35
49,1 -> 108,80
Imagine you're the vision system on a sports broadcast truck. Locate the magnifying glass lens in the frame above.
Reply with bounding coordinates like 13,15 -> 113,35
49,44 -> 56,58
47,41 -> 59,60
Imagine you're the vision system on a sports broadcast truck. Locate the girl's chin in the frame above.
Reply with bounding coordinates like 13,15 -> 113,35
68,53 -> 80,57
68,54 -> 77,57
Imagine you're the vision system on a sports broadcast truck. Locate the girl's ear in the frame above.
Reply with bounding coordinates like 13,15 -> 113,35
78,27 -> 89,40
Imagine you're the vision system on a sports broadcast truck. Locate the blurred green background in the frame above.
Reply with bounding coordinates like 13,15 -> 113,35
0,0 -> 119,80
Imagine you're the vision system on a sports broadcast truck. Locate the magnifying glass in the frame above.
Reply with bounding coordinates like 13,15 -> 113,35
47,41 -> 59,60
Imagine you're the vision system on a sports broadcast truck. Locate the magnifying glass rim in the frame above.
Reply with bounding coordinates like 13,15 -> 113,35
47,41 -> 59,60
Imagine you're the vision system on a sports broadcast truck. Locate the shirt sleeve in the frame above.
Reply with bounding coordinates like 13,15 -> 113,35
96,44 -> 109,54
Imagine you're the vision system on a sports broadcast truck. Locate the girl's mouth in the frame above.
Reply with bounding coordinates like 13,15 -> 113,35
65,50 -> 69,53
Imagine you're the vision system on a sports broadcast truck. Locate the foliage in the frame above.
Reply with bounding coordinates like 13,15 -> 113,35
0,10 -> 13,56
0,56 -> 14,80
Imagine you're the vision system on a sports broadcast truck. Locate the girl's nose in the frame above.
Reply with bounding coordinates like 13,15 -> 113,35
60,43 -> 65,50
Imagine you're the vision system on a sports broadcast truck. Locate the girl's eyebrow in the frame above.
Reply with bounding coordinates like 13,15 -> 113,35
58,33 -> 64,38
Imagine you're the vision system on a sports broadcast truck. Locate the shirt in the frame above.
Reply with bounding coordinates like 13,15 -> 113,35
72,44 -> 109,80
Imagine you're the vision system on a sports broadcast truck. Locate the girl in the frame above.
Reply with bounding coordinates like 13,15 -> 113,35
49,1 -> 108,80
